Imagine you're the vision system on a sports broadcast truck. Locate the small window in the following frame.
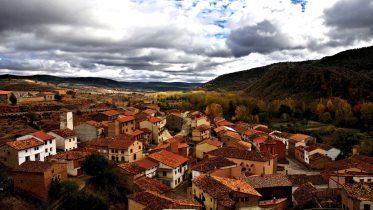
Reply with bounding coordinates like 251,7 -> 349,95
49,140 -> 52,144
163,171 -> 167,176
50,148 -> 52,151
45,149 -> 48,152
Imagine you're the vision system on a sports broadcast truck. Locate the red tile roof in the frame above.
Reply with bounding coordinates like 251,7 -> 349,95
48,150 -> 90,160
254,127 -> 272,133
100,110 -> 120,117
208,147 -> 274,162
219,130 -> 242,141
133,176 -> 171,194
198,138 -> 222,147
13,161 -> 53,173
128,190 -> 201,210
177,143 -> 189,149
131,129 -> 144,136
7,138 -> 43,150
117,162 -> 146,175
253,135 -> 268,144
51,128 -> 77,138
0,90 -> 11,95
192,175 -> 261,208
343,182 -> 373,201
117,115 -> 135,122
214,126 -> 226,134
87,135 -> 134,148
289,133 -> 312,142
191,157 -> 236,173
244,129 -> 261,137
85,120 -> 109,127
133,158 -> 158,170
245,174 -> 292,188
31,131 -> 55,141
227,140 -> 252,150
143,109 -> 157,116
149,117 -> 161,123
148,150 -> 188,168
108,139 -> 136,150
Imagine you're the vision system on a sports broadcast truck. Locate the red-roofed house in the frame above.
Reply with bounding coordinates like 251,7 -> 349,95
218,130 -> 242,145
140,117 -> 166,145
17,131 -> 57,157
148,150 -> 188,188
108,139 -> 144,163
0,90 -> 11,104
48,128 -> 78,151
0,138 -> 45,168
93,110 -> 120,122
191,114 -> 210,129
108,115 -> 136,137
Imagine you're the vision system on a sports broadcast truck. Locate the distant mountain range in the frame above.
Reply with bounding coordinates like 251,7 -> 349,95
0,74 -> 201,91
202,46 -> 373,102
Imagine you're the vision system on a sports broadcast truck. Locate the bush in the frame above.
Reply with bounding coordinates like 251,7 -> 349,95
9,93 -> 17,105
59,191 -> 108,210
81,154 -> 110,176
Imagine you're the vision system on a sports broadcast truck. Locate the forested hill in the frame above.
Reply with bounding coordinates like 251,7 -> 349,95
202,46 -> 373,102
0,74 -> 201,91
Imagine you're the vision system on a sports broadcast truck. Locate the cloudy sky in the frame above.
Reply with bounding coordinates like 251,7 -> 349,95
0,0 -> 372,83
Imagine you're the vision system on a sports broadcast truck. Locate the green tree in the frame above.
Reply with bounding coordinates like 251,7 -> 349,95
59,191 -> 108,210
9,93 -> 17,105
55,93 -> 63,101
208,103 -> 223,118
320,112 -> 332,123
235,105 -> 248,121
332,129 -> 359,157
361,102 -> 373,128
62,180 -> 79,196
81,154 -> 109,176
49,178 -> 62,201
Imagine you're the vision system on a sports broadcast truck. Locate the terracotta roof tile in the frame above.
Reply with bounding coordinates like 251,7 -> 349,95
192,175 -> 261,208
148,150 -> 188,168
197,138 -> 222,147
85,120 -> 109,127
133,176 -> 171,194
48,150 -> 90,160
51,128 -> 77,138
191,157 -> 236,173
208,147 -> 273,162
245,174 -> 292,188
253,135 -> 268,144
108,139 -> 136,150
219,130 -> 242,141
131,129 -> 144,136
293,182 -> 317,206
227,140 -> 252,150
0,90 -> 11,94
343,182 -> 373,201
31,131 -> 55,141
254,127 -> 272,133
7,138 -> 43,150
149,117 -> 161,123
128,190 -> 201,210
289,133 -> 312,142
287,174 -> 327,186
117,162 -> 146,175
13,161 -> 53,173
100,110 -> 120,117
117,115 -> 135,122
133,158 -> 158,170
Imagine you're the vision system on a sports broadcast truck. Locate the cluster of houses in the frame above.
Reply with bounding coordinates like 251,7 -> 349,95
0,89 -> 67,104
1,105 -> 373,210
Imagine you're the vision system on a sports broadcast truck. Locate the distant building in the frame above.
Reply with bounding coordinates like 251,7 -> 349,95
166,111 -> 183,131
75,120 -> 109,143
0,90 -> 11,104
93,110 -> 120,122
48,150 -> 91,176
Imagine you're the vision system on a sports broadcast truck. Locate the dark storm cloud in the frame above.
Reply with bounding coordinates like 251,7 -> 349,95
324,0 -> 373,45
226,21 -> 296,57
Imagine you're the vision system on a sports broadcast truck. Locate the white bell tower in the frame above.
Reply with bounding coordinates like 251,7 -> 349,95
60,110 -> 73,130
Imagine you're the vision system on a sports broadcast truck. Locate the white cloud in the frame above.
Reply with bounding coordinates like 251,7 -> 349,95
0,0 -> 372,82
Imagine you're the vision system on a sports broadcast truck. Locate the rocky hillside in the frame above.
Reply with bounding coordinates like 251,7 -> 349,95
202,46 -> 373,102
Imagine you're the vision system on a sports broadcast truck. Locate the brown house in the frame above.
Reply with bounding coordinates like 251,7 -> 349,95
166,112 -> 183,131
245,174 -> 293,208
13,161 -> 67,201
48,150 -> 91,176
192,174 -> 261,210
341,182 -> 373,210
208,147 -> 277,175
93,110 -> 120,122
259,137 -> 286,161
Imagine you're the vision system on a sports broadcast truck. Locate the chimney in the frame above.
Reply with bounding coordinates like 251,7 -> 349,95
352,145 -> 360,156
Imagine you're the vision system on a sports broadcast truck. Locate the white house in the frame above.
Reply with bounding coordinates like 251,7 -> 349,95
16,131 -> 57,157
148,150 -> 188,189
133,158 -> 158,178
48,128 -> 78,151
1,138 -> 45,168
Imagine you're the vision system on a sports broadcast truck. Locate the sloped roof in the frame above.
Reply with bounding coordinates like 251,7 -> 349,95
208,147 -> 273,162
197,138 -> 222,147
31,131 -> 55,141
50,128 -> 77,138
343,182 -> 373,201
191,157 -> 236,173
117,115 -> 135,122
133,158 -> 158,170
48,150 -> 90,160
148,150 -> 188,168
245,174 -> 292,188
133,176 -> 171,194
108,139 -> 136,149
100,110 -> 120,116
7,138 -> 43,150
13,161 -> 53,173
